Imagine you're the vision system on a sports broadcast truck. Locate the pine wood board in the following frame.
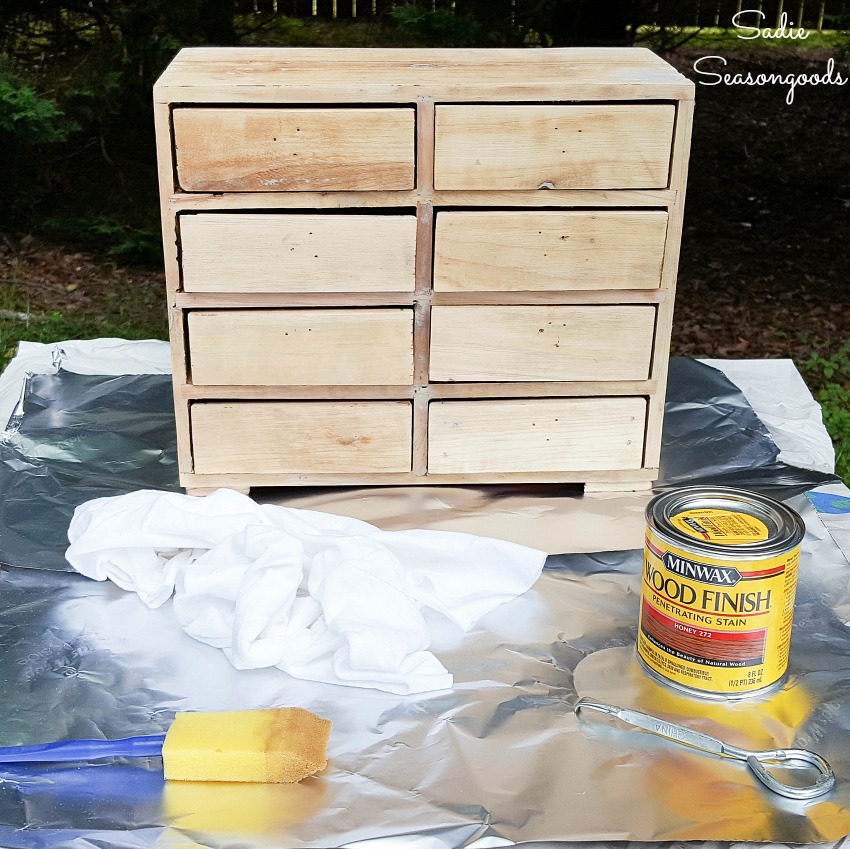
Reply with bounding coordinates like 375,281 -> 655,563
187,309 -> 414,386
428,305 -> 656,382
434,105 -> 676,190
191,401 -> 413,474
154,47 -> 695,103
173,107 -> 415,192
433,210 -> 668,292
428,397 -> 647,474
180,213 -> 417,293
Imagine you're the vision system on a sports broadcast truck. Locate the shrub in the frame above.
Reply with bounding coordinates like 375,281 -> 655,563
801,342 -> 850,484
390,4 -> 481,46
0,71 -> 75,143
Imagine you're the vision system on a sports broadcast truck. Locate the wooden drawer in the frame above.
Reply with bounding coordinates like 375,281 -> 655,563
156,48 -> 694,491
428,398 -> 646,474
191,401 -> 413,474
181,213 -> 417,293
429,306 -> 656,382
433,210 -> 668,292
173,108 -> 415,192
434,104 -> 675,190
188,309 -> 414,386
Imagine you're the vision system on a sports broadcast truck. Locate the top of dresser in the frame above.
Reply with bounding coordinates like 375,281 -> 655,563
154,47 -> 694,104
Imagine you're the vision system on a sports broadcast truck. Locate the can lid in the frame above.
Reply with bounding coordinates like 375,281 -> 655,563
646,486 -> 805,558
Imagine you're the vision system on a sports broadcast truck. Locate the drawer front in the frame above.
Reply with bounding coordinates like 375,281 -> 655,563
188,309 -> 414,386
434,104 -> 675,190
191,401 -> 412,474
429,306 -> 656,382
181,214 -> 417,294
173,108 -> 415,192
428,398 -> 646,474
433,210 -> 668,292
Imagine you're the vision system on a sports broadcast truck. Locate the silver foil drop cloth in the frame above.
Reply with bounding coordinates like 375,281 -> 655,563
0,351 -> 847,847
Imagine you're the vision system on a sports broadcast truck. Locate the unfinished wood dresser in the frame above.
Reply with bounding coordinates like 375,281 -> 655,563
153,47 -> 694,495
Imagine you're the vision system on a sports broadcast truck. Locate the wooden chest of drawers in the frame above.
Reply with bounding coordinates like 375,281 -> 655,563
154,47 -> 694,495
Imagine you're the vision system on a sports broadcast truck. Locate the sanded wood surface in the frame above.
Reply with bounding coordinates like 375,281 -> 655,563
428,397 -> 647,474
180,213 -> 417,293
191,401 -> 413,473
181,467 -> 658,489
429,305 -> 656,382
645,97 -> 695,468
154,48 -> 694,103
170,189 -> 678,212
156,48 -> 693,491
434,105 -> 675,190
173,108 -> 415,192
433,210 -> 668,291
187,309 -> 414,386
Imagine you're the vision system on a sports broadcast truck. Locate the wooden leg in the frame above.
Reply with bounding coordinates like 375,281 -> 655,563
584,480 -> 655,493
184,486 -> 251,497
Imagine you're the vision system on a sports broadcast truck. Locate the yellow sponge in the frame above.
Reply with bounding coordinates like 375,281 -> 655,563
162,708 -> 331,783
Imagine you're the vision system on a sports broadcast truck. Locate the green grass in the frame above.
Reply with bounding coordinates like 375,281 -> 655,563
0,284 -> 167,372
798,341 -> 850,484
39,216 -> 163,267
635,24 -> 847,52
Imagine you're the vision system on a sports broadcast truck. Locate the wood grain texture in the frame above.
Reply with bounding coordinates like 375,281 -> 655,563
174,290 -> 664,309
433,210 -> 668,291
154,47 -> 694,490
645,99 -> 695,466
434,105 -> 675,190
191,401 -> 413,473
180,468 -> 657,488
154,101 -> 195,476
154,48 -> 695,103
428,397 -> 647,474
170,189 -> 678,212
188,309 -> 414,386
180,213 -> 416,293
173,108 -> 415,192
429,305 -> 656,382
176,379 -> 658,401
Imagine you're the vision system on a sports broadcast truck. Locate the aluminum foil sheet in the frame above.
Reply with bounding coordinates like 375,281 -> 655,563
0,494 -> 850,847
0,358 -> 836,570
0,370 -> 180,571
0,352 -> 849,847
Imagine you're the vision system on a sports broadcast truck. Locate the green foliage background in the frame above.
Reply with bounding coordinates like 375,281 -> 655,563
1,0 -> 847,255
0,0 -> 848,481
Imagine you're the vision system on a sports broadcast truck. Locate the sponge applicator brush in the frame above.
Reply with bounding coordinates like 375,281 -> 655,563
0,707 -> 332,784
163,708 -> 331,783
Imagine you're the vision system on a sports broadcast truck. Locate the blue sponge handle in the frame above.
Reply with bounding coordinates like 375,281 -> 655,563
0,734 -> 167,763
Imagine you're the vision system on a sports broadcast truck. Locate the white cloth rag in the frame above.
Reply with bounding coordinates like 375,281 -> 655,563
65,489 -> 547,694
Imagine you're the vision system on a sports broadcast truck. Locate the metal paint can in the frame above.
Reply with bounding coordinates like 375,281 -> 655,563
637,486 -> 805,699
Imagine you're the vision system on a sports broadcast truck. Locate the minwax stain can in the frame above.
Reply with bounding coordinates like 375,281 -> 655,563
637,486 -> 805,699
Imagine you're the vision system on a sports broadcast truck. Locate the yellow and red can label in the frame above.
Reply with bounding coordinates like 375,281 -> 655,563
637,517 -> 800,697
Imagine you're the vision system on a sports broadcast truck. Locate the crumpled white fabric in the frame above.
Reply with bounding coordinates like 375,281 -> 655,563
65,489 -> 547,694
